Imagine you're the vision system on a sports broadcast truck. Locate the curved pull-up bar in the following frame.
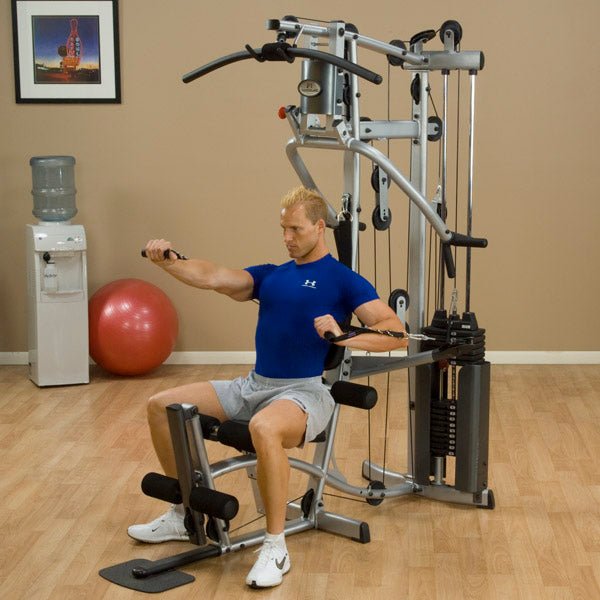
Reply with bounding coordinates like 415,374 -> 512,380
182,42 -> 383,85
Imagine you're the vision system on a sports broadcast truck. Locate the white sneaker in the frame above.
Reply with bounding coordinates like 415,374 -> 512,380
245,539 -> 291,588
127,505 -> 189,543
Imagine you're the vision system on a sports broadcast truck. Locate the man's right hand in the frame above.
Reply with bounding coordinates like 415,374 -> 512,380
144,239 -> 178,266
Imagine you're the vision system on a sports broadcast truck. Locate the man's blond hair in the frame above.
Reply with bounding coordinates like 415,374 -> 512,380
280,187 -> 328,224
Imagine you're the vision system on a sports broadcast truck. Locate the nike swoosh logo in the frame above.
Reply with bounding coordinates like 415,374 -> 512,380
275,556 -> 287,570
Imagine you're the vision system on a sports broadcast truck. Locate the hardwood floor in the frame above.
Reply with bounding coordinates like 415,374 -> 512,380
1,364 -> 599,599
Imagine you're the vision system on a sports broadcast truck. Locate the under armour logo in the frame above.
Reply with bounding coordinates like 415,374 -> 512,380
302,280 -> 317,289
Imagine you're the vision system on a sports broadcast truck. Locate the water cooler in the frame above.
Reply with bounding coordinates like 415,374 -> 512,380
26,156 -> 89,386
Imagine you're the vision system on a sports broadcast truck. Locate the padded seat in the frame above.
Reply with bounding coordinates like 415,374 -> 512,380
201,380 -> 378,454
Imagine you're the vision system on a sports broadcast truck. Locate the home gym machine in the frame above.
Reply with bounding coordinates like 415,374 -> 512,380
101,16 -> 492,592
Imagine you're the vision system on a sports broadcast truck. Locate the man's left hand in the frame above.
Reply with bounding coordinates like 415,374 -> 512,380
314,314 -> 343,340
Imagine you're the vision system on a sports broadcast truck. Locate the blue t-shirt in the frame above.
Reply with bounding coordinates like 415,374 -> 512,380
245,254 -> 378,378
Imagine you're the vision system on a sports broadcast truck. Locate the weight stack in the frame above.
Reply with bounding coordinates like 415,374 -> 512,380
412,310 -> 491,494
421,309 -> 486,365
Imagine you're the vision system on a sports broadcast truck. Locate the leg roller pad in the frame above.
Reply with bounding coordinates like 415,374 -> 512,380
331,381 -> 378,410
141,472 -> 182,504
189,486 -> 239,521
199,413 -> 221,437
216,420 -> 255,453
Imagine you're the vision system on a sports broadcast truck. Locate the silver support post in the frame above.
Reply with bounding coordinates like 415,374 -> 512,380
343,150 -> 361,271
406,66 -> 429,477
347,37 -> 361,271
407,70 -> 430,342
465,72 -> 476,313
348,38 -> 361,140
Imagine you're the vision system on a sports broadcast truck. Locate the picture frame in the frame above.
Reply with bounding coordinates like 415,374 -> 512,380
11,0 -> 121,103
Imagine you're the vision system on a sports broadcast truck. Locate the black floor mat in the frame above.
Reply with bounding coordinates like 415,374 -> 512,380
99,559 -> 194,593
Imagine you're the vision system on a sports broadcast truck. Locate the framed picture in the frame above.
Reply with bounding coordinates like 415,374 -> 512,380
11,0 -> 121,103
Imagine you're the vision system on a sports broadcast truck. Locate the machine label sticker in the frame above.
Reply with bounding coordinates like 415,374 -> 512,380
298,80 -> 321,97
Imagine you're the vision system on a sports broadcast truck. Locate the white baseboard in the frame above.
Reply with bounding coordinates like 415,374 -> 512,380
164,352 -> 256,365
2,350 -> 599,367
485,351 -> 600,365
0,353 -> 29,365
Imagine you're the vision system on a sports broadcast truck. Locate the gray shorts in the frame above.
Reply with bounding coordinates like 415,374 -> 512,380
210,370 -> 335,444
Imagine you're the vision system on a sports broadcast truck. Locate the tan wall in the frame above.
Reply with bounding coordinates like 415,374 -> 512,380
1,0 -> 599,353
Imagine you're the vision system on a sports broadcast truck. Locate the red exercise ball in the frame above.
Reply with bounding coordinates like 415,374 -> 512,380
89,278 -> 178,376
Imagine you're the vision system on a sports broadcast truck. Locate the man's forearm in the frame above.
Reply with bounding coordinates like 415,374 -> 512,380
160,258 -> 219,290
337,317 -> 408,352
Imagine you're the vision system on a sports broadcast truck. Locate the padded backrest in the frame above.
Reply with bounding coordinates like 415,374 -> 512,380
323,219 -> 354,371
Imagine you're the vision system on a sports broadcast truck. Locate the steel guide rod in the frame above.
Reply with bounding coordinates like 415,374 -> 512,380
439,70 -> 449,308
466,72 -> 477,312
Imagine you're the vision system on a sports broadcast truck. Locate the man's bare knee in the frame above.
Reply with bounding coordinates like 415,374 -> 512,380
148,382 -> 227,423
147,391 -> 172,423
249,413 -> 277,447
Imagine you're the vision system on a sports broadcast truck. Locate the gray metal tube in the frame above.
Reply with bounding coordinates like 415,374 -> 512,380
273,19 -> 426,66
347,139 -> 451,241
351,33 -> 426,66
285,139 -> 339,227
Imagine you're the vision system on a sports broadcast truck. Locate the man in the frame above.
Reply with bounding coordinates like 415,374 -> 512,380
129,187 -> 406,588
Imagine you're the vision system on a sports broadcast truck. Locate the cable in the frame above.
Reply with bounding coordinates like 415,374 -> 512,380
228,493 -> 305,534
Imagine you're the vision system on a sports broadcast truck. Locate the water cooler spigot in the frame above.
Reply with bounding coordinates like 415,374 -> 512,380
42,252 -> 58,293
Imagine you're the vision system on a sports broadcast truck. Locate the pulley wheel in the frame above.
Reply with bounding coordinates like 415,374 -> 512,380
389,288 -> 410,310
370,166 -> 391,193
387,39 -> 407,67
301,489 -> 315,518
428,116 -> 443,142
206,516 -> 230,541
372,206 -> 392,231
366,481 -> 386,506
440,20 -> 462,48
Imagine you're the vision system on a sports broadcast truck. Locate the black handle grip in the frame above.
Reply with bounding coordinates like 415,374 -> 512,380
324,331 -> 336,341
183,49 -> 255,83
441,243 -> 456,279
287,47 -> 383,85
141,249 -> 188,260
448,232 -> 488,248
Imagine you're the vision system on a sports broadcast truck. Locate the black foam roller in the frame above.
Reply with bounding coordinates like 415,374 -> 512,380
189,487 -> 239,521
330,381 -> 378,410
217,420 -> 255,453
141,472 -> 182,504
